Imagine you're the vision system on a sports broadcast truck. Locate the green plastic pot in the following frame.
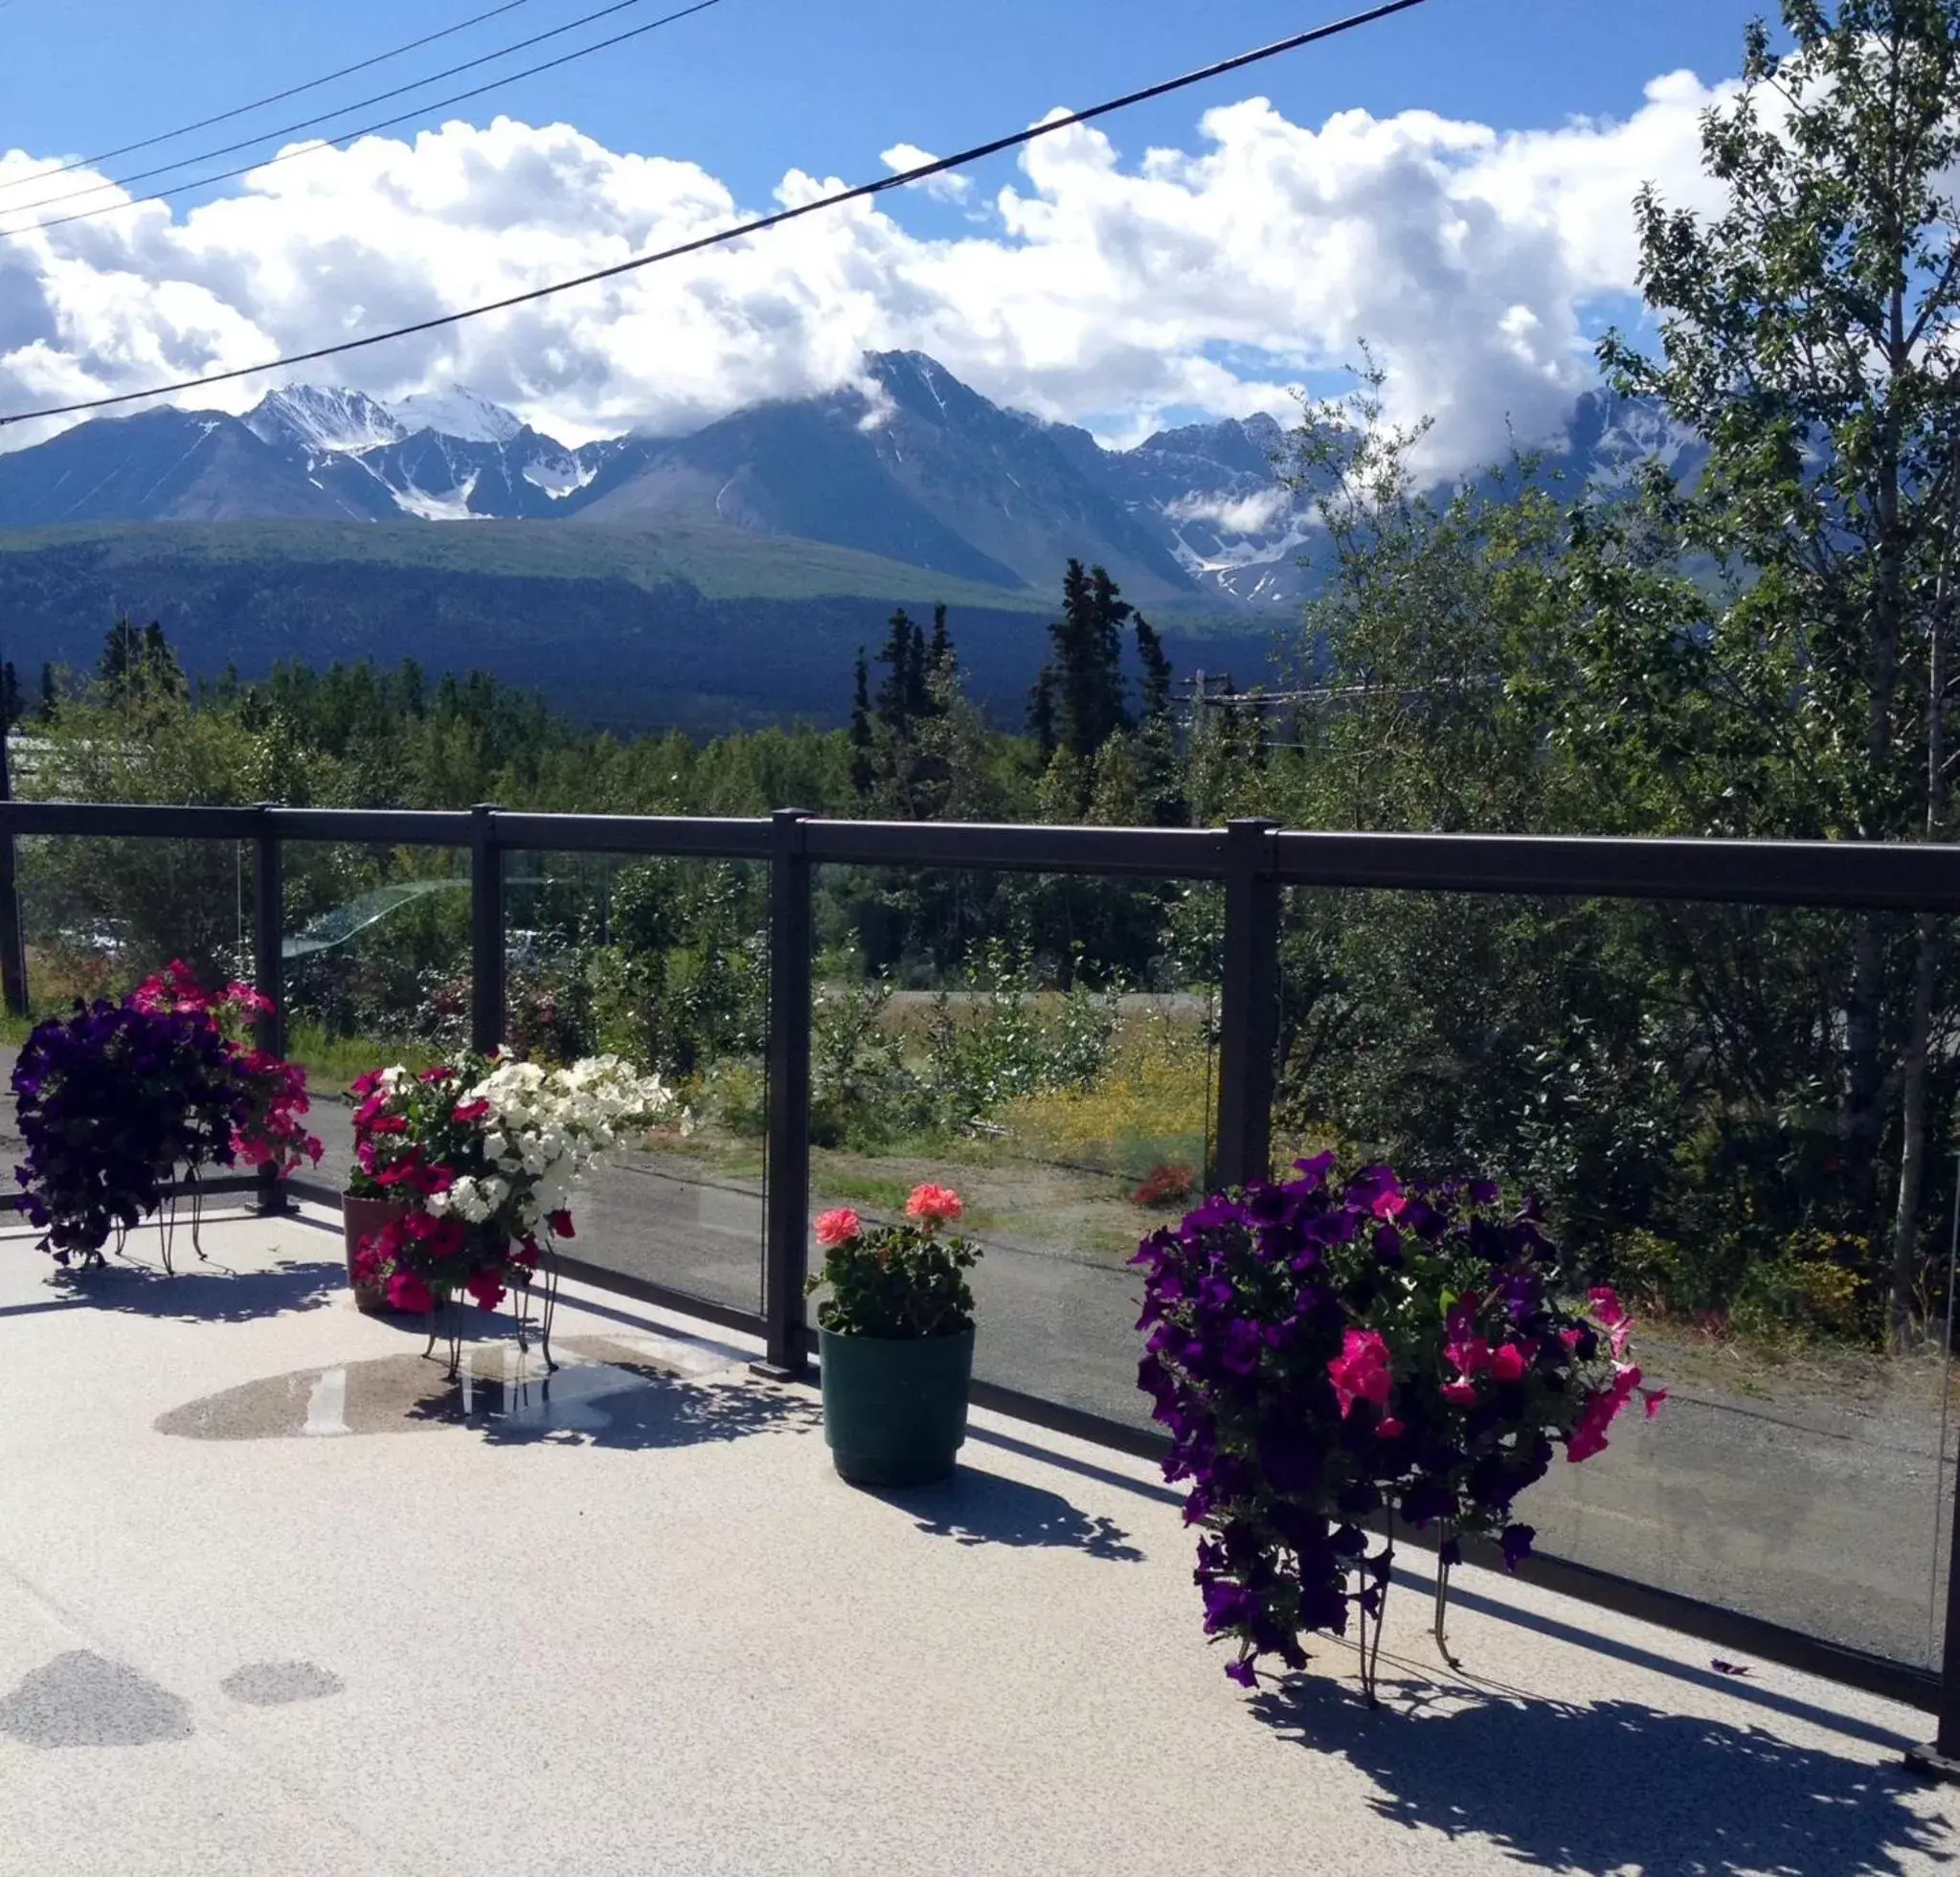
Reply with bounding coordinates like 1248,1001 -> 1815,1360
818,1325 -> 975,1488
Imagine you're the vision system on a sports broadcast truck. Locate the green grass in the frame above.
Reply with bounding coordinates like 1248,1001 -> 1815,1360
284,1025 -> 445,1097
0,520 -> 1054,611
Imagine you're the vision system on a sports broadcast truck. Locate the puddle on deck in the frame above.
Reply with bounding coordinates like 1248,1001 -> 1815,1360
154,1333 -> 762,1442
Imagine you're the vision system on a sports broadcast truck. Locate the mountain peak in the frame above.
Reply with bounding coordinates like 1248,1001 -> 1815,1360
246,385 -> 404,455
390,385 -> 524,445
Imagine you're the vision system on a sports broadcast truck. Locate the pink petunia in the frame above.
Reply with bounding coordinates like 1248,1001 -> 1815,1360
464,1267 -> 507,1312
1326,1328 -> 1392,1418
451,1098 -> 490,1123
547,1210 -> 575,1240
1488,1343 -> 1529,1384
1589,1285 -> 1635,1353
1441,1379 -> 1479,1407
386,1271 -> 435,1314
1447,1335 -> 1493,1378
1376,1415 -> 1406,1439
815,1208 -> 862,1247
1640,1387 -> 1668,1419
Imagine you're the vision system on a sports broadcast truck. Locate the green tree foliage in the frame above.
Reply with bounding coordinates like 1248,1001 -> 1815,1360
1590,0 -> 1960,1339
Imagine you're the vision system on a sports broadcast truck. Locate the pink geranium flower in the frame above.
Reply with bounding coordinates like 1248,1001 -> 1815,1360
1327,1328 -> 1392,1418
815,1208 -> 862,1247
906,1184 -> 963,1227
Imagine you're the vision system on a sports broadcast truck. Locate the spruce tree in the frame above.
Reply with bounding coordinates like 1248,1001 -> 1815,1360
875,608 -> 916,734
849,647 -> 875,801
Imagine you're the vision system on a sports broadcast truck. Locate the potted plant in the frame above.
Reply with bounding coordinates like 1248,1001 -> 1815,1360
806,1184 -> 981,1487
342,1060 -> 496,1313
1134,1154 -> 1663,1702
12,963 -> 320,1273
347,1052 -> 679,1339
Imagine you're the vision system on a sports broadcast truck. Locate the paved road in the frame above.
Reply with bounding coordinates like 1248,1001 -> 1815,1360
6,1058 -> 1952,1670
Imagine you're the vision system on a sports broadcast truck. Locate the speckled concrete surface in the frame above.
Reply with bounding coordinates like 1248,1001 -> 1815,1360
1,1206 -> 1955,1877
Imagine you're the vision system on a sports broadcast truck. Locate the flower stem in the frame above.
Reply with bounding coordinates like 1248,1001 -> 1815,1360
1432,1531 -> 1460,1670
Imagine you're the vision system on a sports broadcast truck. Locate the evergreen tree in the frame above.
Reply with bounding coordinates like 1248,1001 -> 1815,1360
0,663 -> 19,731
849,647 -> 875,802
875,608 -> 916,734
398,658 -> 428,718
1136,614 -> 1174,725
1033,560 -> 1136,815
906,616 -> 932,724
1132,614 -> 1185,825
928,603 -> 951,682
36,663 -> 56,722
100,618 -> 186,704
1027,667 -> 1057,761
100,618 -> 143,692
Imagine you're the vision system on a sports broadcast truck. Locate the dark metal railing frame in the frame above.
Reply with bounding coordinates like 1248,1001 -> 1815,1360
5,797 -> 1959,1731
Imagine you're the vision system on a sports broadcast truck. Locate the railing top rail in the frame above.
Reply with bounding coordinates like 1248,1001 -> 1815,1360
6,798 -> 1960,910
801,818 -> 1230,877
0,801 -> 264,840
273,808 -> 473,846
1271,827 -> 1960,911
492,811 -> 774,860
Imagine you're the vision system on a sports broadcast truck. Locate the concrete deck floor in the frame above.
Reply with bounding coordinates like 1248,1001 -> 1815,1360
1,1206 -> 1956,1877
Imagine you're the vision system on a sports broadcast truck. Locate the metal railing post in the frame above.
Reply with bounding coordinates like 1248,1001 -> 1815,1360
0,712 -> 27,1019
470,803 -> 506,1055
755,807 -> 813,1380
1213,816 -> 1280,1190
253,803 -> 287,1217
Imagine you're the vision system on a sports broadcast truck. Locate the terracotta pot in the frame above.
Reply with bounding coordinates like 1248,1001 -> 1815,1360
342,1193 -> 409,1315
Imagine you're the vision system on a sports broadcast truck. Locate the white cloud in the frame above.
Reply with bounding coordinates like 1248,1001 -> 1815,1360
1166,487 -> 1294,535
879,142 -> 972,204
0,79 -> 1730,464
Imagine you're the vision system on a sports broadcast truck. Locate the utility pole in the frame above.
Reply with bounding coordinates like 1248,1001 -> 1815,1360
0,666 -> 27,1017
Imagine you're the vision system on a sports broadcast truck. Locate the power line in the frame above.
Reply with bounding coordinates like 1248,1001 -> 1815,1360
1,0 -> 700,227
0,0 -> 544,197
0,0 -> 1432,429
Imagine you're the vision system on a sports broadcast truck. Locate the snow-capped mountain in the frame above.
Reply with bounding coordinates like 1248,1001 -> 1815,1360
390,384 -> 527,445
245,386 -> 405,456
0,359 -> 1710,610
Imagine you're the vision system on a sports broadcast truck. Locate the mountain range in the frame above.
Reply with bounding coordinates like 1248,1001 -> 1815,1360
0,352 -> 1707,615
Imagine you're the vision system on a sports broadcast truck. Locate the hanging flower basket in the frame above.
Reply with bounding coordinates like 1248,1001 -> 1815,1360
1135,1153 -> 1662,1702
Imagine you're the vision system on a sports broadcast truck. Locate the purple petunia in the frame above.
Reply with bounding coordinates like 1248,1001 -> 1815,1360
1134,1156 -> 1645,1697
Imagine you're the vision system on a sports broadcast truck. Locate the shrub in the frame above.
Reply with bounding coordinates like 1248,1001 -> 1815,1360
1733,1229 -> 1882,1346
1133,1163 -> 1197,1209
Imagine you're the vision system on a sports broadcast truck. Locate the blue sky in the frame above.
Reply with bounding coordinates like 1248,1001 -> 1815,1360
0,0 -> 1771,460
0,0 -> 1766,216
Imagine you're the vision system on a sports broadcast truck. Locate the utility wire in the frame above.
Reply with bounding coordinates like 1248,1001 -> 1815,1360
0,0 -> 543,196
0,0 -> 721,242
3,0 -> 694,223
0,0 -> 1431,428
